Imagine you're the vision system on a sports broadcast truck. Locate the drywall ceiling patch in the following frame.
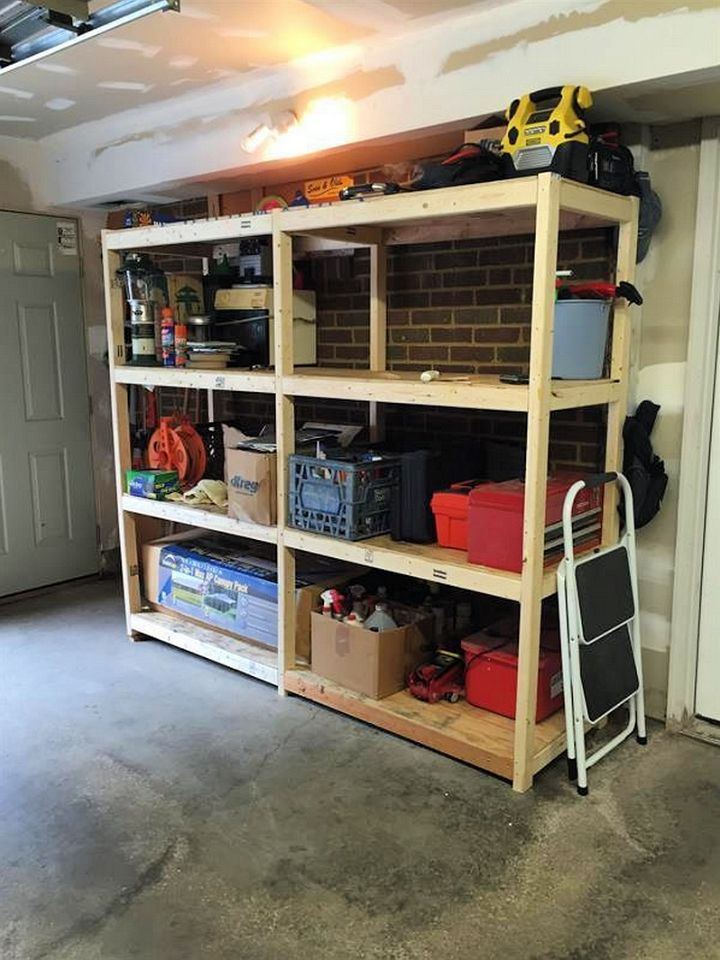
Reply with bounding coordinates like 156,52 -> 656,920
45,98 -> 76,111
35,63 -> 78,75
440,0 -> 720,75
96,37 -> 162,57
98,81 -> 154,92
0,85 -> 33,99
169,56 -> 198,69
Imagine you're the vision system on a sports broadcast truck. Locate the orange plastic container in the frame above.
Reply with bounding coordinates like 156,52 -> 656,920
431,480 -> 485,550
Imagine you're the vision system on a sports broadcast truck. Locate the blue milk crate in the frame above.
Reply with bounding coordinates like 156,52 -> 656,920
288,452 -> 401,541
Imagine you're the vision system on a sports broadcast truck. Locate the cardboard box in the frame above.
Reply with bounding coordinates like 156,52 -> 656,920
142,534 -> 359,658
125,469 -> 179,500
223,425 -> 276,526
214,287 -> 315,316
311,610 -> 433,699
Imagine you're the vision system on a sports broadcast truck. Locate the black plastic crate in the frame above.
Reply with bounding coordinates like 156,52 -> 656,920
288,453 -> 400,541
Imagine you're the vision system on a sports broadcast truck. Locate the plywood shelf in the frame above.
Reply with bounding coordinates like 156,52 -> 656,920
282,528 -> 557,600
131,610 -> 278,685
103,213 -> 271,252
275,176 -> 635,246
282,369 -> 530,411
121,494 -> 277,543
282,368 -> 621,411
284,669 -> 567,781
113,366 -> 276,393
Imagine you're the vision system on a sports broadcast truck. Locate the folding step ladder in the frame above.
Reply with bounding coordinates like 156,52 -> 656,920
557,471 -> 647,795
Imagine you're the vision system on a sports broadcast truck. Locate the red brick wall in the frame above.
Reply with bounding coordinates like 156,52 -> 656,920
295,229 -> 612,471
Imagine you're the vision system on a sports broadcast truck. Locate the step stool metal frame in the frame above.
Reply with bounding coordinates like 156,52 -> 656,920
558,471 -> 647,795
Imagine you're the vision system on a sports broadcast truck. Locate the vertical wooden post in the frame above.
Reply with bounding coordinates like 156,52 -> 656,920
273,226 -> 296,695
602,201 -> 639,545
102,237 -> 141,636
512,174 -> 561,792
369,241 -> 387,442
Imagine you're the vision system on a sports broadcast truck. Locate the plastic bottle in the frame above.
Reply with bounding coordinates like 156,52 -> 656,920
365,602 -> 397,632
174,323 -> 188,367
161,307 -> 175,366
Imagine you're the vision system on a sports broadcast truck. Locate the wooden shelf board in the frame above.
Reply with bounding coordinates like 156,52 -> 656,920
278,179 -> 538,236
277,176 -> 634,239
130,610 -> 278,685
113,365 -> 276,393
282,369 -> 530,411
282,528 -> 557,600
284,670 -> 567,781
103,214 -> 270,251
121,495 -> 277,543
549,378 -> 621,410
282,369 -> 620,411
558,179 -> 637,224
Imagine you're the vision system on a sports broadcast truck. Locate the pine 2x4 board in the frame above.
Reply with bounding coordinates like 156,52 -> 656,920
102,174 -> 639,792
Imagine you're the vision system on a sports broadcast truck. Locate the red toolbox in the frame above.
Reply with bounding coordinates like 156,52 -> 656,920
461,634 -> 564,721
430,479 -> 485,550
467,473 -> 602,572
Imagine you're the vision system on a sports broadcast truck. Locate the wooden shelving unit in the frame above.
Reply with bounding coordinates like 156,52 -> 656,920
103,212 -> 280,685
102,174 -> 638,792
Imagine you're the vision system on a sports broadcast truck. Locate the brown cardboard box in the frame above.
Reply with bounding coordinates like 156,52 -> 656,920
223,424 -> 276,526
142,534 -> 359,660
311,610 -> 434,699
224,446 -> 277,525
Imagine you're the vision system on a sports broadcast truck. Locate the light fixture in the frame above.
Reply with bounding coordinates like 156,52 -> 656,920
0,0 -> 180,74
267,97 -> 354,160
241,110 -> 298,154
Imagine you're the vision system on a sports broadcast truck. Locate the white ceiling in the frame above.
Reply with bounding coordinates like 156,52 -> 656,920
0,0 -> 487,138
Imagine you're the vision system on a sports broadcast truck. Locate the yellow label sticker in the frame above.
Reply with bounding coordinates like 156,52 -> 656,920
305,175 -> 353,203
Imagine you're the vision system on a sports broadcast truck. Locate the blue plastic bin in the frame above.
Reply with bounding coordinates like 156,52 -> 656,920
552,299 -> 611,379
288,453 -> 400,541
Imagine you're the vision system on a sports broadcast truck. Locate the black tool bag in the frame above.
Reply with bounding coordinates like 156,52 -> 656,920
622,400 -> 668,528
412,142 -> 503,191
587,140 -> 637,195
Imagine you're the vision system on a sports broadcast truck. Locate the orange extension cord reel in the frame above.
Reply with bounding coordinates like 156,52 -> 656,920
147,416 -> 206,489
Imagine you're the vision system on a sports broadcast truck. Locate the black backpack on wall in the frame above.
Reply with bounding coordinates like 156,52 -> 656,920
622,400 -> 668,528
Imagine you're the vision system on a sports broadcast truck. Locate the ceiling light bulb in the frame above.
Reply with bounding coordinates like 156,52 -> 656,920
241,123 -> 273,154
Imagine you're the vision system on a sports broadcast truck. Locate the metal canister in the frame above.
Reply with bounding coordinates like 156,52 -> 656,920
129,299 -> 157,365
186,314 -> 212,343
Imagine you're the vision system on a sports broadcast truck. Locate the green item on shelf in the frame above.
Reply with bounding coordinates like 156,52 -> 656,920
126,469 -> 180,500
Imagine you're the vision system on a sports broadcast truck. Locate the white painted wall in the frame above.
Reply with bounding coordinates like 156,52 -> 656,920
627,122 -> 702,718
7,0 -> 720,206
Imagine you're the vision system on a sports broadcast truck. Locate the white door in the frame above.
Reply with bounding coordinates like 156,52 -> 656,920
697,303 -> 720,722
0,211 -> 98,596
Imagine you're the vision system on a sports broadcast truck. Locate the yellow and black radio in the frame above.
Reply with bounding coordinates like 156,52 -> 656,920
501,85 -> 592,180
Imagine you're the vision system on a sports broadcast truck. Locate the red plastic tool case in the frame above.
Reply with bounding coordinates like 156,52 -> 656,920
430,480 -> 484,550
467,473 -> 601,572
461,634 -> 564,722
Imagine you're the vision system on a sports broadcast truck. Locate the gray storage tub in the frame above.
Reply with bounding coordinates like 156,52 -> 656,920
552,299 -> 611,379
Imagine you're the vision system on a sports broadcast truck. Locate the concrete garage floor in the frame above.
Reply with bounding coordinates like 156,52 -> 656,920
1,580 -> 719,960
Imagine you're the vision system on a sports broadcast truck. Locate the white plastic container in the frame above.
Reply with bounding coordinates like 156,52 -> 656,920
552,299 -> 611,379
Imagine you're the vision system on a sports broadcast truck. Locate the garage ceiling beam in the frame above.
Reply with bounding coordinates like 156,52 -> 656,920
1,0 -> 179,72
38,2 -> 89,19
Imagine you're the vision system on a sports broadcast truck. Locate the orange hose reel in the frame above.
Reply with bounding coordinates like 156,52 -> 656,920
147,416 -> 206,489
